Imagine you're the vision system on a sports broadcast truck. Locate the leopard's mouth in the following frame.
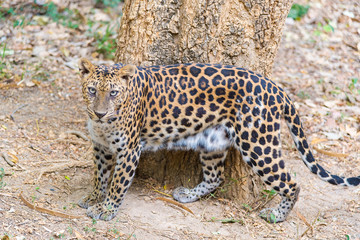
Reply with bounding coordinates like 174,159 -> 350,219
88,114 -> 105,123
91,115 -> 117,124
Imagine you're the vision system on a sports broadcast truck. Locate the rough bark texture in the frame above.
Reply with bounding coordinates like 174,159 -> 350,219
115,0 -> 293,201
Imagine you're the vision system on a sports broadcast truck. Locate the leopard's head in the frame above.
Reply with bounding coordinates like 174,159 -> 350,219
78,58 -> 136,122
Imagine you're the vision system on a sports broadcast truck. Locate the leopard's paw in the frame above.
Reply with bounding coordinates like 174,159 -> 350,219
78,193 -> 104,209
86,203 -> 118,221
172,187 -> 199,203
259,208 -> 285,223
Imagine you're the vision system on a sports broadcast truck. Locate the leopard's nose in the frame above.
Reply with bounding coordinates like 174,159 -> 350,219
94,111 -> 107,119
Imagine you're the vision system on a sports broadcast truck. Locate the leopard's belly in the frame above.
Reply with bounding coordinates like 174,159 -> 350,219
141,124 -> 233,152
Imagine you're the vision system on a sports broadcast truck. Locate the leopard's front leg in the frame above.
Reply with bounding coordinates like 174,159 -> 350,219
78,143 -> 115,209
86,144 -> 141,221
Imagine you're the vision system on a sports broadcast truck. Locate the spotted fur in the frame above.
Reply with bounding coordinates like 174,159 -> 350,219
78,59 -> 359,222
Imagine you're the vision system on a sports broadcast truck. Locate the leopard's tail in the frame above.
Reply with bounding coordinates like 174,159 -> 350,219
283,99 -> 360,187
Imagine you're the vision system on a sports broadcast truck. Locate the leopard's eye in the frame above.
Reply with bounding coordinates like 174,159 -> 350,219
88,87 -> 96,95
110,90 -> 119,97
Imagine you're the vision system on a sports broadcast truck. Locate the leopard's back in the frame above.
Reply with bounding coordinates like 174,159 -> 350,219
140,63 -> 287,152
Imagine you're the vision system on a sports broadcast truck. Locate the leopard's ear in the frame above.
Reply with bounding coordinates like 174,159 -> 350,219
118,65 -> 136,85
79,58 -> 95,79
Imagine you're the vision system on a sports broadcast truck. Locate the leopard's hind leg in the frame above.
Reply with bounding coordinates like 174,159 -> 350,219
236,127 -> 300,223
173,150 -> 227,203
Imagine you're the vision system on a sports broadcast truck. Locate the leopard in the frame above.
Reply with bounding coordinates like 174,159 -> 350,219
77,58 -> 360,222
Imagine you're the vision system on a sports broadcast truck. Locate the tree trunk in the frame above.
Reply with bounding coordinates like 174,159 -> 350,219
115,0 -> 293,201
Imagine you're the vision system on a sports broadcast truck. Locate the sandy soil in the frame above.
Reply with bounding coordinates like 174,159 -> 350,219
0,0 -> 359,239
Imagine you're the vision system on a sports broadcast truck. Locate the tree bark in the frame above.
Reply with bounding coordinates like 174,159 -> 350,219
116,0 -> 293,201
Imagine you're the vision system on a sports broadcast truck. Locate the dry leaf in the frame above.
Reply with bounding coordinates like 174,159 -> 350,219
323,100 -> 340,109
345,125 -> 358,138
32,16 -> 50,26
323,132 -> 342,140
1,235 -> 10,240
324,118 -> 337,129
60,46 -> 70,58
304,99 -> 317,108
7,152 -> 18,164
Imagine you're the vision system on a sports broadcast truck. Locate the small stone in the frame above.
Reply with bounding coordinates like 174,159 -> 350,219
32,46 -> 49,58
48,130 -> 56,139
54,230 -> 65,238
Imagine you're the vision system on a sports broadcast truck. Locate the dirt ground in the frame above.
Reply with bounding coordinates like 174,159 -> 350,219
0,0 -> 359,239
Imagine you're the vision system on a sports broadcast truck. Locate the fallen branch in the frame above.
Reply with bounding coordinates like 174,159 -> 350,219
156,197 -> 194,215
19,192 -> 82,219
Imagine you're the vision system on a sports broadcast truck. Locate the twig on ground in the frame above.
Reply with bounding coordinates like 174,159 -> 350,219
19,192 -> 82,219
311,138 -> 349,158
199,205 -> 208,222
152,188 -> 172,198
0,193 -> 13,197
10,104 -> 28,122
156,197 -> 194,215
312,146 -> 349,158
251,194 -> 277,212
65,119 -> 86,124
126,230 -> 136,240
343,40 -> 358,50
296,210 -> 311,228
56,139 -> 88,146
74,229 -> 86,240
298,211 -> 321,239
65,130 -> 89,141
29,145 -> 41,152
